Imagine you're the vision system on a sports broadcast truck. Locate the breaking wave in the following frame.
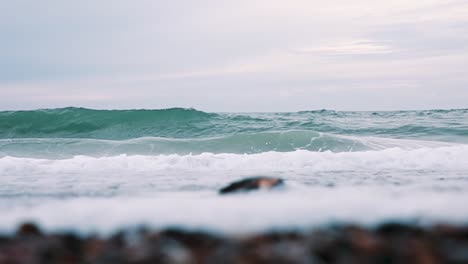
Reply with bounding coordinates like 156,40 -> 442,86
0,131 -> 457,158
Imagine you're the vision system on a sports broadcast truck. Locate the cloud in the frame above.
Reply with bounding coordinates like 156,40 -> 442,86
293,40 -> 394,55
0,0 -> 467,111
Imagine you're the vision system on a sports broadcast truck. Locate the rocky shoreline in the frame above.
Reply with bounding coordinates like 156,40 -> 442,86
1,222 -> 467,264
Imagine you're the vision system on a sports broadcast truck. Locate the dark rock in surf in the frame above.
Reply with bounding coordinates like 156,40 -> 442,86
16,222 -> 42,237
219,177 -> 284,194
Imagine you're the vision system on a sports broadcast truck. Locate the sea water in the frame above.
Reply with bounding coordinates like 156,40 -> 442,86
0,108 -> 467,234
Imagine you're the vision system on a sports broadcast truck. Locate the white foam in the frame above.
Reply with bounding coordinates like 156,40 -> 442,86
1,187 -> 468,235
1,146 -> 468,234
1,146 -> 467,176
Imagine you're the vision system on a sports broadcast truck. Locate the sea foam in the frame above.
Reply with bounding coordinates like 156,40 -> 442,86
1,146 -> 467,176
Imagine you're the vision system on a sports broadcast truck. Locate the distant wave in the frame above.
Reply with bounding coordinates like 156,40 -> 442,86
1,107 -> 468,141
0,107 -> 216,139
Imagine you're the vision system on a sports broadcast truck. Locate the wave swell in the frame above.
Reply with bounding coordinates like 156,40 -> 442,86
1,108 -> 467,141
0,131 -> 456,158
0,107 -> 215,139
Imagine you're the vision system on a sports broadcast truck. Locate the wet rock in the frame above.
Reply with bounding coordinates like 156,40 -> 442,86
2,222 -> 468,263
16,222 -> 42,237
160,229 -> 224,263
83,237 -> 106,263
433,224 -> 468,239
376,222 -> 425,238
407,239 -> 441,264
237,232 -> 321,264
219,177 -> 284,194
433,224 -> 468,263
345,226 -> 383,255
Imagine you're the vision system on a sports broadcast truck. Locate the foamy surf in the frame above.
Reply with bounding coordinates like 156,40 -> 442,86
1,187 -> 468,235
1,145 -> 467,176
0,108 -> 467,234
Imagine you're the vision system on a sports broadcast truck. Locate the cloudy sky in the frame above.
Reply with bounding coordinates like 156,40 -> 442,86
1,0 -> 468,111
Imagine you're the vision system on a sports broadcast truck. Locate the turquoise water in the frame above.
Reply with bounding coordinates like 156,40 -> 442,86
1,108 -> 467,140
1,108 -> 467,158
0,108 -> 467,233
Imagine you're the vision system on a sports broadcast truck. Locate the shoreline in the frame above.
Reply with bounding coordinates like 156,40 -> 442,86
1,222 -> 467,263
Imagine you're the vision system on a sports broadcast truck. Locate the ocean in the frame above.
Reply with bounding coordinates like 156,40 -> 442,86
1,107 -> 467,234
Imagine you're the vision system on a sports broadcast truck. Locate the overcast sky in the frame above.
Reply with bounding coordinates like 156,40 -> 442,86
1,0 -> 468,111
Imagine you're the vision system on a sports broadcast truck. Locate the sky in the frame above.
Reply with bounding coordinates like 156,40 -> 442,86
1,0 -> 468,111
